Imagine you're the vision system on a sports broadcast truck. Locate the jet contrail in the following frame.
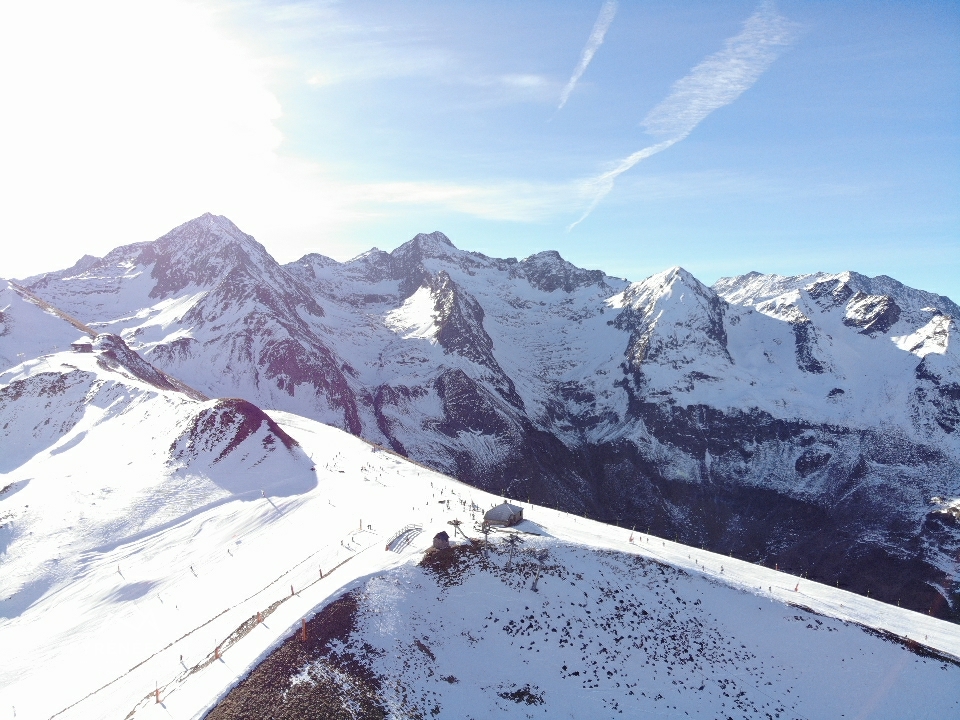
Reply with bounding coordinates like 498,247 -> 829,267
569,2 -> 796,229
558,0 -> 618,110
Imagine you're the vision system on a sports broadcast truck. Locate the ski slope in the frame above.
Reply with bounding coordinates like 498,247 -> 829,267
2,409 -> 959,719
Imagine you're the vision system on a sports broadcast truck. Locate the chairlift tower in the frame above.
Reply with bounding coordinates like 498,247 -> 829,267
504,532 -> 523,571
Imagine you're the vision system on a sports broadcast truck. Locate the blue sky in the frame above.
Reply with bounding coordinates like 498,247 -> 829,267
2,0 -> 958,298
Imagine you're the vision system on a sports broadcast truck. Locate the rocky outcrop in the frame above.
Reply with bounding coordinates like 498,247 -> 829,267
843,293 -> 902,335
519,250 -> 610,293
169,398 -> 298,465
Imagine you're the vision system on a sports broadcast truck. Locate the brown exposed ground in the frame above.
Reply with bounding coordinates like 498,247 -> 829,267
206,543 -> 487,720
204,592 -> 387,720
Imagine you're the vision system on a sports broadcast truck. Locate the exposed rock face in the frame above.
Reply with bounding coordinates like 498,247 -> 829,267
843,293 -> 902,335
169,397 -> 299,465
17,216 -> 960,620
519,250 -> 608,293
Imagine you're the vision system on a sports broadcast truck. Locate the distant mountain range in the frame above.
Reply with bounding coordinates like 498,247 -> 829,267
10,213 -> 960,619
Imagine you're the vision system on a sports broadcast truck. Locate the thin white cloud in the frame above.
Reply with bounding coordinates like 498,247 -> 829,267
570,2 -> 796,229
348,178 -> 581,224
557,0 -> 618,110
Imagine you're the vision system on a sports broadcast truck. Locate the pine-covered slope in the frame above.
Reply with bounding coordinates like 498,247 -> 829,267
14,215 -> 960,619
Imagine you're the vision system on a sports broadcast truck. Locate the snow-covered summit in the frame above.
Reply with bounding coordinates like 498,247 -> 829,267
613,266 -> 730,369
408,230 -> 455,249
518,249 -> 610,293
715,269 -> 960,319
138,213 -> 281,298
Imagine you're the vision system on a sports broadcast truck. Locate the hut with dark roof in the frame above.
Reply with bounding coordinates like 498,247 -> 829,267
432,531 -> 450,549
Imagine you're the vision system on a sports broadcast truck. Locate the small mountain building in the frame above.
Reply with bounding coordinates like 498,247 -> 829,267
432,531 -> 450,549
484,502 -> 523,527
71,337 -> 94,353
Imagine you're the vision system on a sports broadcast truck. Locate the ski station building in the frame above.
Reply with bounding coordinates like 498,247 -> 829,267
71,337 -> 94,353
484,502 -> 523,527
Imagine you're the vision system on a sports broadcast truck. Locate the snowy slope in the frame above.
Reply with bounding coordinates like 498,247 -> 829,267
17,215 -> 960,620
2,407 -> 959,720
0,281 -> 95,372
0,316 -> 317,720
703,269 -> 960,433
211,540 -> 960,719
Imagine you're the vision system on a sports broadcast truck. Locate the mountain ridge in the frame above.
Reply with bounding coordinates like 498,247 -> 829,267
7,213 -> 960,620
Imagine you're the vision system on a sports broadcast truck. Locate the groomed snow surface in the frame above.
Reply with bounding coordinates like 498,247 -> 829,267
2,409 -> 959,720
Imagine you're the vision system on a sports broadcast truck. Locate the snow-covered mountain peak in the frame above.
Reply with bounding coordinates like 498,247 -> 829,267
393,231 -> 457,262
160,212 -> 253,248
716,269 -> 959,321
57,253 -> 102,279
338,247 -> 397,283
142,212 -> 263,271
617,266 -> 722,319
517,250 -> 610,293
613,266 -> 731,372
712,270 -> 825,306
624,266 -> 715,304
282,252 -> 340,280
23,213 -> 288,317
142,213 -> 280,298
412,230 -> 454,248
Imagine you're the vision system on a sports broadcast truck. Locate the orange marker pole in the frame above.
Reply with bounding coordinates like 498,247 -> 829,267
301,618 -> 307,641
